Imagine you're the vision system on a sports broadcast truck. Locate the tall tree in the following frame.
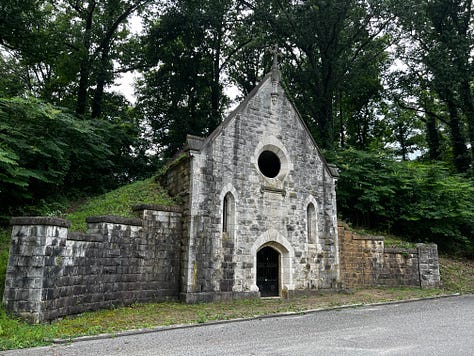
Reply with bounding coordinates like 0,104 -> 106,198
137,0 -> 245,157
0,0 -> 152,119
239,0 -> 391,150
385,69 -> 449,162
64,0 -> 152,118
389,0 -> 473,173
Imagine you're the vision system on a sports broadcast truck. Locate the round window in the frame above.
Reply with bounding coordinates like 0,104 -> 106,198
258,150 -> 281,178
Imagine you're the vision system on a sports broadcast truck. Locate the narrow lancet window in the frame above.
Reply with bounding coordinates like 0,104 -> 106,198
307,203 -> 317,244
223,192 -> 235,238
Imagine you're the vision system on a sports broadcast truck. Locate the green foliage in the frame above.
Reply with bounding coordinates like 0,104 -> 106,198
336,149 -> 474,254
0,98 -> 107,219
0,56 -> 27,98
0,0 -> 151,118
137,0 -> 238,157
65,177 -> 175,231
244,0 -> 391,150
388,0 -> 474,172
0,97 -> 155,223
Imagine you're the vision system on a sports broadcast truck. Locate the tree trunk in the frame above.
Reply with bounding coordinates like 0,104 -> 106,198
397,122 -> 407,161
425,113 -> 441,161
460,79 -> 474,163
339,91 -> 345,148
317,53 -> 335,150
75,0 -> 96,117
209,29 -> 222,132
87,1 -> 148,118
91,48 -> 110,119
446,99 -> 470,173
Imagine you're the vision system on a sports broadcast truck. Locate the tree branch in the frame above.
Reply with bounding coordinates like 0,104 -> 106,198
395,97 -> 449,125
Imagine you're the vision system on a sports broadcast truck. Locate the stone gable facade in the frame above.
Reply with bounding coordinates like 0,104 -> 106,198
160,69 -> 340,302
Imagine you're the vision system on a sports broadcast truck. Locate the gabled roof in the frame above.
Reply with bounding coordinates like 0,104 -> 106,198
184,68 -> 338,178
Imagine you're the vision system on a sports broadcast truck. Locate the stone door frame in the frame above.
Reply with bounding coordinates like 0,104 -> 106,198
250,229 -> 295,294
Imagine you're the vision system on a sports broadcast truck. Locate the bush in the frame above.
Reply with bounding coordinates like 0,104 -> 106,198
0,97 -> 155,223
335,149 -> 474,255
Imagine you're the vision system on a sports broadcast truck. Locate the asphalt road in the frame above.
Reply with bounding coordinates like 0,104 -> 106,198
3,295 -> 474,356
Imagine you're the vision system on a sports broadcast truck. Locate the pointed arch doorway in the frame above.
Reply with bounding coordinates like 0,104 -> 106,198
257,246 -> 280,297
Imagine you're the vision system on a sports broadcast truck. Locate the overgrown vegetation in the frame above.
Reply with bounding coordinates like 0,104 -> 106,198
64,176 -> 175,231
0,1 -> 473,349
0,98 -> 156,224
439,256 -> 474,293
335,150 -> 474,256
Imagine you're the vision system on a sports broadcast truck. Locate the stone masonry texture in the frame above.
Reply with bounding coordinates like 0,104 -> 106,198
338,223 -> 440,289
3,207 -> 182,323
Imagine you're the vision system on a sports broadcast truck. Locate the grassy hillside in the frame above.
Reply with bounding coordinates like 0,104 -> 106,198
64,176 -> 175,231
0,176 -> 175,296
439,256 -> 474,293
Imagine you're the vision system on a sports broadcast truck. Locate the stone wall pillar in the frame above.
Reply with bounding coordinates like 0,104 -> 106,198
3,217 -> 69,323
417,244 -> 441,288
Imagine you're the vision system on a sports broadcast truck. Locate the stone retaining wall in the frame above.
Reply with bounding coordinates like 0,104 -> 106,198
338,224 -> 440,288
3,205 -> 182,323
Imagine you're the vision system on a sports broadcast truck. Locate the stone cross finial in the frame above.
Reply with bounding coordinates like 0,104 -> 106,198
268,44 -> 281,71
266,45 -> 281,104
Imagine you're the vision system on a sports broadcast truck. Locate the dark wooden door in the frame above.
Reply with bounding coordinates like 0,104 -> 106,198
257,246 -> 280,297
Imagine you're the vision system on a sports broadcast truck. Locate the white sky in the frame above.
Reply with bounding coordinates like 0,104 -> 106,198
109,15 -> 143,104
111,70 -> 140,104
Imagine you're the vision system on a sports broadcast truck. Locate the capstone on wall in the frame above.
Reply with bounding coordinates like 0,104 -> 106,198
3,205 -> 182,323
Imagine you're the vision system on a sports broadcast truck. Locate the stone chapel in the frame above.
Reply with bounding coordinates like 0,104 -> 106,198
160,66 -> 340,302
4,65 -> 440,323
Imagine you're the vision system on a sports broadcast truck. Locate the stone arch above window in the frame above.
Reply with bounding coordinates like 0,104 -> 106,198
304,195 -> 319,246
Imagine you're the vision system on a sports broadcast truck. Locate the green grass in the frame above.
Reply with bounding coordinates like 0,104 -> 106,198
0,287 -> 448,351
0,308 -> 59,350
383,236 -> 418,249
0,219 -> 471,351
64,176 -> 175,231
342,223 -> 418,249
439,256 -> 474,293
